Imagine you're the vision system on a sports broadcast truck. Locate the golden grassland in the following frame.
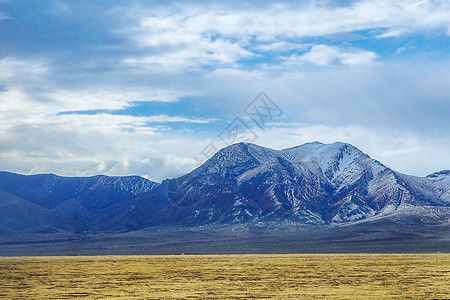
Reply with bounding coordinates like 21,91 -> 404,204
0,254 -> 449,299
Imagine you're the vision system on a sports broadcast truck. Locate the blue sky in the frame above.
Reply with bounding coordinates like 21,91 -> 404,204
0,0 -> 449,181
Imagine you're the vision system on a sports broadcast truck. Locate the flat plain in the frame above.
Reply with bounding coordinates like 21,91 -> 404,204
0,254 -> 449,299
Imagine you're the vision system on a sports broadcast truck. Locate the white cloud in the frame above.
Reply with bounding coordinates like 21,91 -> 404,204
0,55 -> 215,180
0,57 -> 48,83
286,45 -> 377,66
0,12 -> 9,20
0,111 -> 215,181
46,88 -> 183,111
377,28 -> 411,38
253,42 -> 310,52
119,0 -> 450,71
123,12 -> 254,71
0,56 -> 189,118
0,82 -> 185,118
123,40 -> 252,71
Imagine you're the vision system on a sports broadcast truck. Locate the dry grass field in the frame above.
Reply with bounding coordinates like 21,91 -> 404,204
0,254 -> 449,299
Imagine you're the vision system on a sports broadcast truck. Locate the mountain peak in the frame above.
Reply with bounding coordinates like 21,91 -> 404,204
207,142 -> 278,163
427,170 -> 450,178
0,141 -> 448,234
282,141 -> 365,163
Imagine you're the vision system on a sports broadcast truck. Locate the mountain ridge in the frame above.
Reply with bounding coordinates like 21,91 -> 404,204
0,141 -> 448,237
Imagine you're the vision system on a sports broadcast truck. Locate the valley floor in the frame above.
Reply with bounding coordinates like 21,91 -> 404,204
0,254 -> 449,299
1,220 -> 449,256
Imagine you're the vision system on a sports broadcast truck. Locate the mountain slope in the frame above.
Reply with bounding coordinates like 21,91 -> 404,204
0,172 -> 159,233
0,142 -> 448,235
0,189 -> 63,234
0,172 -> 158,209
162,142 -> 449,225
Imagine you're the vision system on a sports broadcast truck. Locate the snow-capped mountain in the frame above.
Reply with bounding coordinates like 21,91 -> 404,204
0,142 -> 448,235
163,142 -> 449,225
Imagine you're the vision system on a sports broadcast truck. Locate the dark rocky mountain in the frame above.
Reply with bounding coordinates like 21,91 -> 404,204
0,172 -> 158,234
162,142 -> 449,226
0,142 -> 449,237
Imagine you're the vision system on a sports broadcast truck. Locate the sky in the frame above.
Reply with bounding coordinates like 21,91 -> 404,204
0,0 -> 449,181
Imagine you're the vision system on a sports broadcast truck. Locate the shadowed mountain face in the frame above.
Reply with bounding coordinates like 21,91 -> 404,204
0,173 -> 158,234
0,142 -> 449,236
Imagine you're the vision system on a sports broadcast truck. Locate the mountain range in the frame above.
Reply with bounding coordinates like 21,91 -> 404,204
0,142 -> 448,240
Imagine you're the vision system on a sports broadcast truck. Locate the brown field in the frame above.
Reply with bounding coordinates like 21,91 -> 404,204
0,254 -> 449,299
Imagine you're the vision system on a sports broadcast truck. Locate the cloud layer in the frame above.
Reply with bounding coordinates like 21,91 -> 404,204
0,0 -> 448,181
